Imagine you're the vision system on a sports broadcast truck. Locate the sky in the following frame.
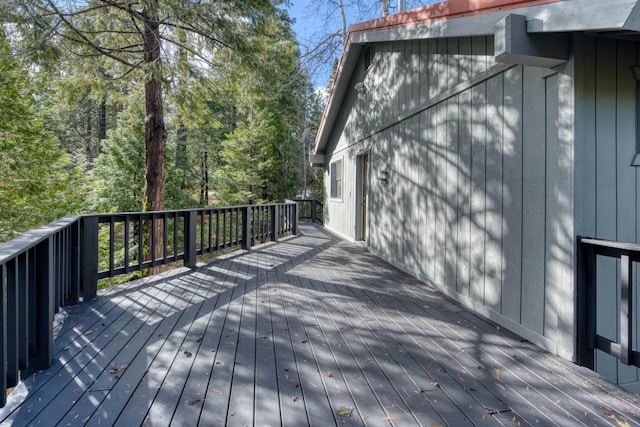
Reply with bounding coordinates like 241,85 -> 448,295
288,0 -> 442,88
285,0 -> 441,88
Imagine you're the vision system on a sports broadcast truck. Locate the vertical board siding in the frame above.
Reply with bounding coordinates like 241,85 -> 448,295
501,66 -> 524,323
569,34 -> 640,391
615,40 -> 639,385
520,66 -> 548,336
324,35 -> 577,362
594,36 -> 621,383
574,35 -> 640,388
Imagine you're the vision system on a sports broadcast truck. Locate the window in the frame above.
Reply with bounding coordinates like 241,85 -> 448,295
330,159 -> 343,199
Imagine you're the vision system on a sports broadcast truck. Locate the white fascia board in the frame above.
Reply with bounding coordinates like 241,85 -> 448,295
314,43 -> 363,155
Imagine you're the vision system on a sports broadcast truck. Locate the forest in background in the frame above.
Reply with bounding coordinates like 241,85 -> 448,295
0,0 -> 325,243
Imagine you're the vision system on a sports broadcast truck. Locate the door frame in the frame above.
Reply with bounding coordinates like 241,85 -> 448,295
355,152 -> 369,241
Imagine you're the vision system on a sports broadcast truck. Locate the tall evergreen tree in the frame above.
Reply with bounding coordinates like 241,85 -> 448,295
0,30 -> 83,241
11,0 -> 281,213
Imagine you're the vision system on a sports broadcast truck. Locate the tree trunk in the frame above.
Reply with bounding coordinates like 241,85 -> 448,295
142,6 -> 166,213
176,123 -> 188,189
142,5 -> 166,274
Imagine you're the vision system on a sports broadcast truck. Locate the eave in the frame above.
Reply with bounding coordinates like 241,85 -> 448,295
313,0 -> 640,156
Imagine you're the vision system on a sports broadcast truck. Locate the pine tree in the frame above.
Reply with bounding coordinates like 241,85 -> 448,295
0,30 -> 83,241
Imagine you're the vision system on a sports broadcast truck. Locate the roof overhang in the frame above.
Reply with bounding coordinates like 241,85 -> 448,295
313,0 -> 640,155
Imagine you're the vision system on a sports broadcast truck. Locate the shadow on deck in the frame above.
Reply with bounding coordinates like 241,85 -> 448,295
1,224 -> 639,426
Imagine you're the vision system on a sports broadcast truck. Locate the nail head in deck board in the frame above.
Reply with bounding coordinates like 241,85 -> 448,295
2,224 -> 640,426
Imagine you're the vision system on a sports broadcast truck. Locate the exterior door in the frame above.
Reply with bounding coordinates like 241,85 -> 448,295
358,153 -> 369,241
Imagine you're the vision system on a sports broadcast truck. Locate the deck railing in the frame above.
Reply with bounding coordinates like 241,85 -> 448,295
0,202 -> 300,407
291,199 -> 323,223
577,236 -> 640,370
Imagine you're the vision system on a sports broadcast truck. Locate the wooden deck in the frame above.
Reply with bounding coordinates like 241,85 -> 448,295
1,224 -> 639,426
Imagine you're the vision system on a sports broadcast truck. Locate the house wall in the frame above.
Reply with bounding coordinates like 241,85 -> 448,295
323,35 -> 577,360
574,34 -> 640,391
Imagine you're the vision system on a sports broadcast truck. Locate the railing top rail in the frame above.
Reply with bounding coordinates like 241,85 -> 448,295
0,201 -> 301,263
0,215 -> 80,264
86,202 -> 297,221
579,236 -> 640,253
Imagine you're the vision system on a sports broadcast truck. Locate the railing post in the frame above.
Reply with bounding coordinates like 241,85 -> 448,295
311,200 -> 317,223
69,220 -> 80,305
620,254 -> 633,365
292,203 -> 298,235
242,206 -> 252,250
271,205 -> 279,242
80,216 -> 98,299
576,238 -> 596,369
184,211 -> 197,268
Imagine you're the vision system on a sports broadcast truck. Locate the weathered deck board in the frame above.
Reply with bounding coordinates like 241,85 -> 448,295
1,224 -> 640,426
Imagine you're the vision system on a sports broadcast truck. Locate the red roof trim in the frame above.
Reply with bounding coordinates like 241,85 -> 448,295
348,0 -> 561,34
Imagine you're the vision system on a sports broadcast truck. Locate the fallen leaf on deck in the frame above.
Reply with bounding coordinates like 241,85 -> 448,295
324,371 -> 334,377
185,398 -> 207,405
295,382 -> 301,388
196,338 -> 203,343
292,395 -> 299,402
430,424 -> 443,427
184,351 -> 192,357
336,408 -> 353,417
110,365 -> 127,374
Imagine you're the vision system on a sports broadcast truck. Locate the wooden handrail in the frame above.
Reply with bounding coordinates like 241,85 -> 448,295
0,201 -> 303,407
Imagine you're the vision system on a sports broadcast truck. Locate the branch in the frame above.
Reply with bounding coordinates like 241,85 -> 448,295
43,0 -> 140,69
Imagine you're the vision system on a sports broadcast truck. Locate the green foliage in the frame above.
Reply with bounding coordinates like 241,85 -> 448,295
0,31 -> 84,242
89,99 -> 146,213
2,0 -> 320,246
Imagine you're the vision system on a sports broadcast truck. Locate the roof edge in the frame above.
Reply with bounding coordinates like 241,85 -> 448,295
348,0 -> 560,35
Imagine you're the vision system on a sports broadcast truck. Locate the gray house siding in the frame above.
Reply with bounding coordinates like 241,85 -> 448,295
324,35 -> 577,360
574,34 -> 640,391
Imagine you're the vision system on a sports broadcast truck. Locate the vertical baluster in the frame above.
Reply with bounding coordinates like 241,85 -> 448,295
208,210 -> 213,252
137,216 -> 143,271
215,210 -> 220,251
109,218 -> 115,276
17,252 -> 28,370
26,238 -> 54,376
151,214 -> 157,267
223,210 -> 227,248
69,220 -> 80,305
163,213 -> 168,263
173,212 -> 179,262
124,217 -> 130,274
620,254 -> 633,365
0,263 -> 7,407
6,260 -> 18,389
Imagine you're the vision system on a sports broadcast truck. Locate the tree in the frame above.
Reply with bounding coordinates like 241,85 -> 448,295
11,0 -> 281,213
0,30 -> 83,241
212,10 -> 310,205
297,0 -> 441,85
